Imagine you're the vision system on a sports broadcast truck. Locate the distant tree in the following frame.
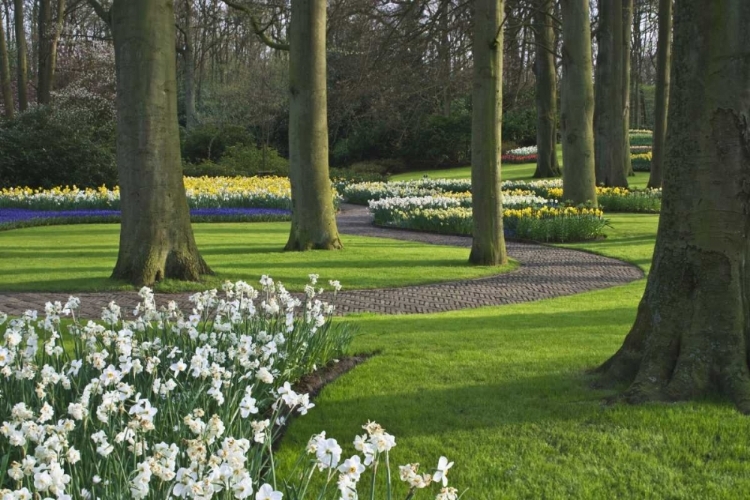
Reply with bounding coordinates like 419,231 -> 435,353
0,8 -> 14,118
596,0 -> 750,412
470,0 -> 507,266
87,0 -> 212,285
648,0 -> 671,189
532,0 -> 561,178
559,0 -> 597,206
13,0 -> 28,111
593,0 -> 628,187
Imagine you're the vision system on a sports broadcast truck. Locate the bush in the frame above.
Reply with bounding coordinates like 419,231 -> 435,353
401,112 -> 472,168
184,145 -> 289,177
502,107 -> 537,145
0,103 -> 117,189
181,124 -> 254,163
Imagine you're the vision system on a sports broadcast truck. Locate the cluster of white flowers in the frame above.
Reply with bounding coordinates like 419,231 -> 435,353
368,192 -> 550,214
0,277 -> 350,500
506,145 -> 538,156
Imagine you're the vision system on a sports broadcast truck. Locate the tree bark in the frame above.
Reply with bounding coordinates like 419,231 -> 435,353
560,0 -> 597,206
593,0 -> 628,187
596,0 -> 750,412
648,0 -> 671,189
13,0 -> 28,111
0,6 -> 13,118
37,0 -> 52,104
622,0 -> 633,176
285,0 -> 342,251
183,0 -> 197,130
470,0 -> 507,266
109,0 -> 212,285
532,0 -> 561,179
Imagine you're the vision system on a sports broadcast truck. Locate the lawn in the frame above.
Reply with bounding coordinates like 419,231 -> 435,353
274,212 -> 750,499
0,222 -> 517,293
391,145 -> 652,190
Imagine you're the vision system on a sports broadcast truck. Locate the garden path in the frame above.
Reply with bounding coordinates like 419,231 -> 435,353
0,204 -> 644,318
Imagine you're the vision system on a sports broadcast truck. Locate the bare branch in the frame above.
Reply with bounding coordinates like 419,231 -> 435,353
221,0 -> 289,51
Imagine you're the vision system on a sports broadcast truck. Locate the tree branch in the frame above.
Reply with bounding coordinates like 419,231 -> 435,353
221,0 -> 289,51
85,0 -> 110,26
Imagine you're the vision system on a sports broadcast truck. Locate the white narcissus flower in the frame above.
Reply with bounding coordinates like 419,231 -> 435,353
255,483 -> 283,500
433,456 -> 454,487
338,455 -> 366,480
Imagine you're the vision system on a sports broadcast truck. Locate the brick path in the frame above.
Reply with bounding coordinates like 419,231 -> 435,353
0,204 -> 644,318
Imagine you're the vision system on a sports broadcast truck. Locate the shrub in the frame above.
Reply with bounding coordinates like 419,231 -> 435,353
0,94 -> 117,189
401,112 -> 472,168
181,124 -> 254,163
502,107 -> 537,145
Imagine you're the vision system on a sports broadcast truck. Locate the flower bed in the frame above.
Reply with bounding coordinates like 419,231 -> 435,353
0,176 -> 295,211
0,278 -> 464,500
501,153 -> 537,164
628,130 -> 653,147
525,181 -> 661,213
631,152 -> 652,172
341,179 -> 471,205
506,146 -> 537,156
370,195 -> 606,242
0,207 -> 291,231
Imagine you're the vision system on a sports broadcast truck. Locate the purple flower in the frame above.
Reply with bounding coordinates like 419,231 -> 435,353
0,208 -> 290,225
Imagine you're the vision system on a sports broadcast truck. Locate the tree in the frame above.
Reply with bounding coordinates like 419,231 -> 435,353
596,0 -> 750,411
14,0 -> 28,111
285,0 -> 342,250
559,0 -> 596,206
179,0 -> 198,130
87,0 -> 212,285
0,8 -> 14,118
470,0 -> 507,266
621,0 -> 633,177
532,0 -> 561,179
593,0 -> 628,187
38,0 -> 65,105
648,0 -> 671,189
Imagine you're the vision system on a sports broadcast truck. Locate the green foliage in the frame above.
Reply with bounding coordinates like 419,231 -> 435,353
181,124 -> 254,163
401,112 -> 472,167
0,103 -> 117,189
184,145 -> 289,177
502,106 -> 537,145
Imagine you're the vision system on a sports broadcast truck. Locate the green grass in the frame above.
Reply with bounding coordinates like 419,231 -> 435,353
392,145 -> 652,190
0,222 -> 517,293
275,213 -> 750,499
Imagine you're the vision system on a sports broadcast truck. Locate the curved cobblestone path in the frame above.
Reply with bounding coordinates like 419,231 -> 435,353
0,204 -> 644,317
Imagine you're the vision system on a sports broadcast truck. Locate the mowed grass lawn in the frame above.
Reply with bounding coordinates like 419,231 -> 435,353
0,222 -> 516,292
276,213 -> 750,499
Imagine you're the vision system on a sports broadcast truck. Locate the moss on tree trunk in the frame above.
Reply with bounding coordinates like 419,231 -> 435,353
596,0 -> 750,412
560,0 -> 597,206
285,0 -> 342,251
469,0 -> 507,266
533,0 -> 561,179
109,0 -> 211,286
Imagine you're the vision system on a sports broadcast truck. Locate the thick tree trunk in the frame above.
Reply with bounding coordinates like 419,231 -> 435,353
622,0 -> 633,176
13,0 -> 28,111
593,0 -> 628,187
596,0 -> 750,412
648,0 -> 671,189
0,8 -> 13,118
470,0 -> 507,266
285,0 -> 342,251
183,0 -> 197,130
110,0 -> 212,285
532,0 -> 561,179
560,0 -> 597,206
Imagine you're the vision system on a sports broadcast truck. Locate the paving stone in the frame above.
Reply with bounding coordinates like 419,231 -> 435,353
0,204 -> 644,318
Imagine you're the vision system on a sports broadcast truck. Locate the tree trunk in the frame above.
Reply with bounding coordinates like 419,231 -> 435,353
596,0 -> 750,412
285,0 -> 342,251
439,0 -> 451,117
593,0 -> 628,187
648,0 -> 671,189
560,0 -> 597,206
13,0 -> 28,111
183,0 -> 197,130
532,0 -> 561,179
37,0 -> 52,104
470,0 -> 507,266
0,7 -> 13,118
110,0 -> 212,285
622,0 -> 633,176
